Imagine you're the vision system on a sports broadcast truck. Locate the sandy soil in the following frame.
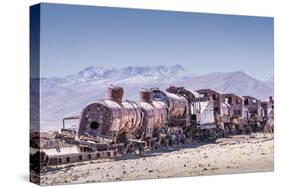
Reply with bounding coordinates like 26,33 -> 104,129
38,133 -> 274,185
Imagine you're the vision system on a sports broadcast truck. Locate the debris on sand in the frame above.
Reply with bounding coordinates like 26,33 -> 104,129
220,143 -> 228,146
210,167 -> 219,170
38,134 -> 274,186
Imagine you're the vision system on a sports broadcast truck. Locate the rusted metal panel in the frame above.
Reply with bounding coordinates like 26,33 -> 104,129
167,87 -> 201,120
151,101 -> 168,128
42,145 -> 81,157
47,150 -> 117,166
139,101 -> 156,137
261,97 -> 274,119
140,89 -> 153,103
106,85 -> 124,103
243,96 -> 264,122
138,89 -> 168,137
220,103 -> 231,116
223,93 -> 245,116
166,92 -> 188,119
175,87 -> 200,100
196,89 -> 224,115
78,86 -> 142,138
152,88 -> 188,120
120,100 -> 142,134
218,102 -> 231,123
138,100 -> 168,137
242,106 -> 250,120
198,100 -> 215,126
78,102 -> 112,137
196,89 -> 223,99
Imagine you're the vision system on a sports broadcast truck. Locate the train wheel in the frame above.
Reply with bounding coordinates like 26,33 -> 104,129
210,129 -> 217,140
224,126 -> 229,137
218,128 -> 225,138
185,129 -> 192,143
236,124 -> 242,134
231,126 -> 237,135
245,125 -> 252,134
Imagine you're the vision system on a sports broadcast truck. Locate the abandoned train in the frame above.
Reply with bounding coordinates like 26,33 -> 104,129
31,85 -> 274,167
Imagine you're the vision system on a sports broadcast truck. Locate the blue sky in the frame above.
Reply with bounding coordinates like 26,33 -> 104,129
39,3 -> 274,80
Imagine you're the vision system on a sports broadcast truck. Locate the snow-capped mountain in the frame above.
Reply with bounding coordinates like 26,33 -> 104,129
41,64 -> 190,87
35,65 -> 273,129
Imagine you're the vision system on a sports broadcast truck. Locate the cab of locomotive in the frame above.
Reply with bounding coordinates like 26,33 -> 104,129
243,96 -> 264,122
222,94 -> 249,124
196,89 -> 224,116
261,96 -> 274,120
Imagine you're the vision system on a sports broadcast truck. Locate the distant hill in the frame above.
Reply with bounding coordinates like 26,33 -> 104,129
33,65 -> 273,129
175,71 -> 273,100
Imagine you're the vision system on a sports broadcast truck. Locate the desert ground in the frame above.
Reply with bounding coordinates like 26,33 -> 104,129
38,133 -> 274,185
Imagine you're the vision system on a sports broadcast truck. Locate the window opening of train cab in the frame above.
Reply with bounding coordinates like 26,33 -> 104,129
227,97 -> 232,105
236,98 -> 241,104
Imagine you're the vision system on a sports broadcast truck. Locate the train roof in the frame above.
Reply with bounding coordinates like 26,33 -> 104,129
223,93 -> 245,100
196,88 -> 223,95
164,86 -> 200,99
182,88 -> 200,98
242,95 -> 260,101
175,87 -> 200,98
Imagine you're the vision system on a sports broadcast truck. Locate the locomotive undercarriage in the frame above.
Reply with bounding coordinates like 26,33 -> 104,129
32,117 -> 270,171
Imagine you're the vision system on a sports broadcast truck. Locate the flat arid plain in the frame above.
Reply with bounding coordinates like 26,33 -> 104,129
38,133 -> 274,185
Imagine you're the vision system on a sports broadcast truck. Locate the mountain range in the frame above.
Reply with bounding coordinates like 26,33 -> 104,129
35,64 -> 273,129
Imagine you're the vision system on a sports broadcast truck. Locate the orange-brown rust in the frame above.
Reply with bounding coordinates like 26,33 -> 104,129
106,85 -> 124,103
140,89 -> 153,103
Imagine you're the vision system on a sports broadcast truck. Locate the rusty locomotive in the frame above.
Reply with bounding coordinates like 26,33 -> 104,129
30,85 -> 274,168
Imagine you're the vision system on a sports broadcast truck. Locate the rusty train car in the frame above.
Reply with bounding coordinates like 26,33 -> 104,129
31,85 -> 274,168
78,85 -> 142,139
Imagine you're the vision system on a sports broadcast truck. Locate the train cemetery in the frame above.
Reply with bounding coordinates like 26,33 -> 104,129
30,85 -> 274,185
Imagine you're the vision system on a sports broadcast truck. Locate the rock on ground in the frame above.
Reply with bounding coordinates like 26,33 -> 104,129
39,133 -> 274,185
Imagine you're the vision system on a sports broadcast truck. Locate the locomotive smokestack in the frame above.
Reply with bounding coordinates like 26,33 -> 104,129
106,85 -> 124,103
269,96 -> 273,103
140,89 -> 153,103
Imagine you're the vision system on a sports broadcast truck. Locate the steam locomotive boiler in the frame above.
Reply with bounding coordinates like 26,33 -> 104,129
150,87 -> 191,144
78,85 -> 142,139
137,89 -> 168,148
151,87 -> 189,126
138,89 -> 168,135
